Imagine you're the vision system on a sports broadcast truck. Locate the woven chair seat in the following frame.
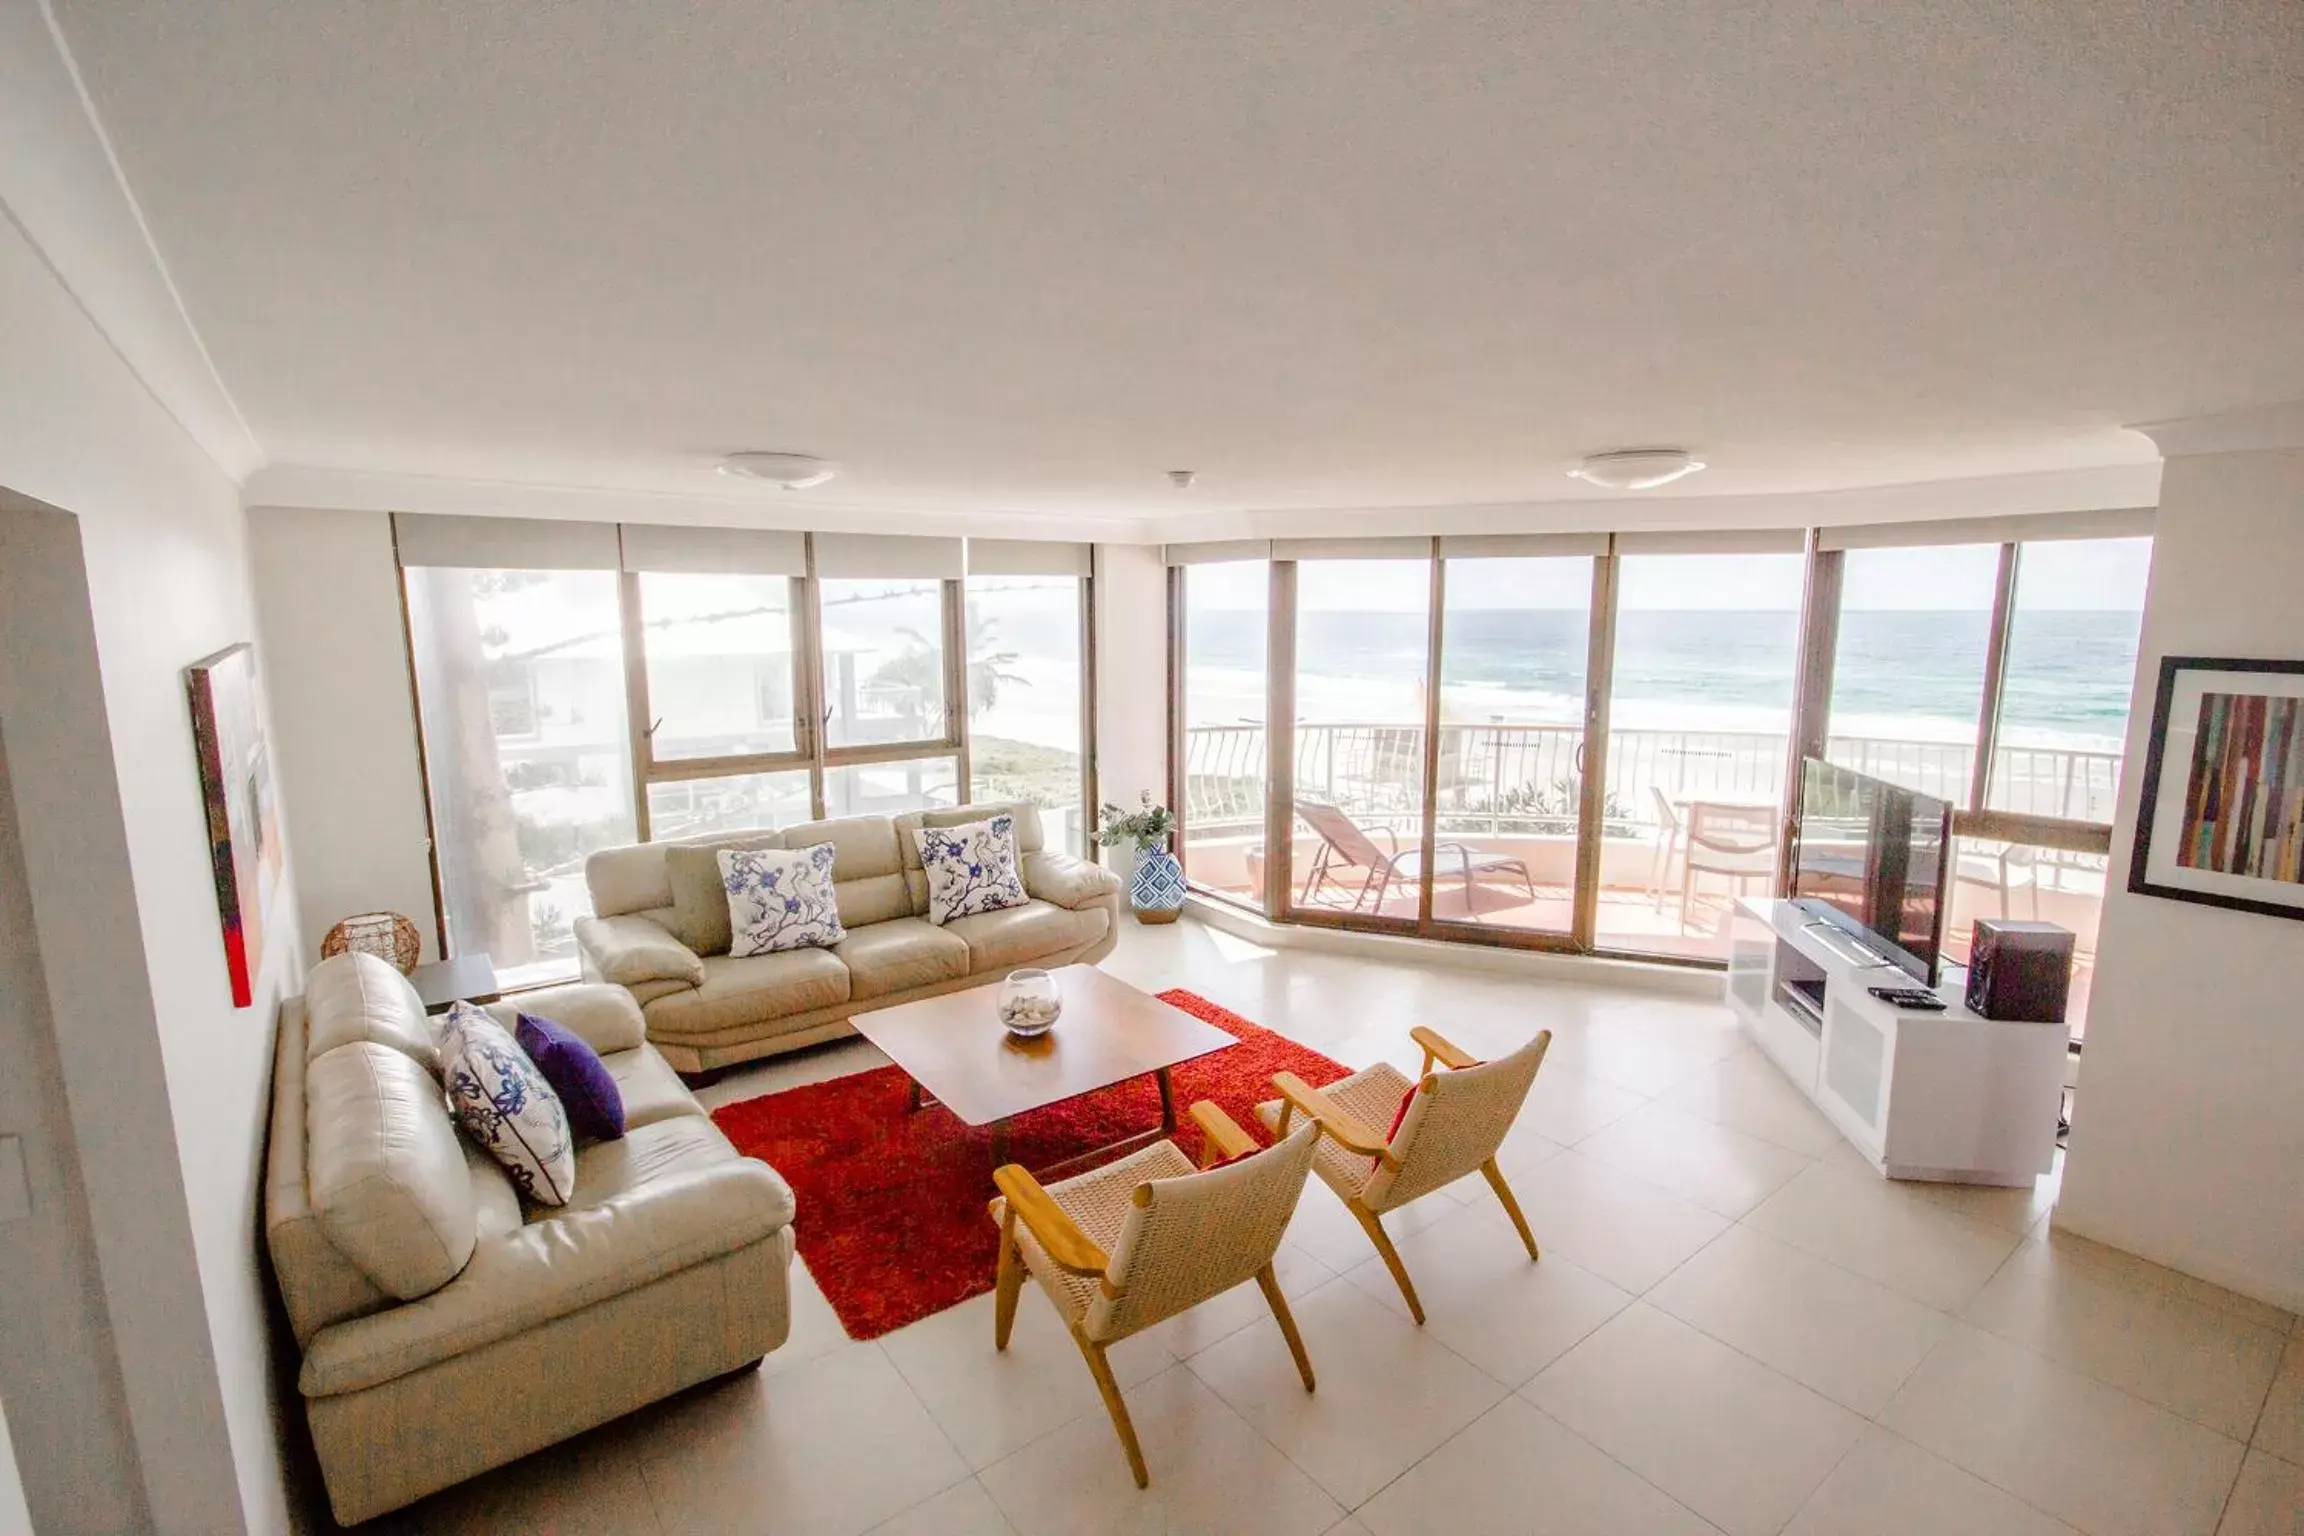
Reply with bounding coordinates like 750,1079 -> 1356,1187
1254,1061 -> 1414,1204
991,1139 -> 1197,1324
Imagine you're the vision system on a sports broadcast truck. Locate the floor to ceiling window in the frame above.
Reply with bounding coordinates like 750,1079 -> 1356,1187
1283,552 -> 1432,925
402,556 -> 636,989
1595,540 -> 1808,960
1176,556 -> 1271,908
1431,544 -> 1601,937
965,543 -> 1092,855
1825,542 -> 2004,802
401,519 -> 1094,981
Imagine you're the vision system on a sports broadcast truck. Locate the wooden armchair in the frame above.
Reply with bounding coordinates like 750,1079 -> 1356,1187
988,1104 -> 1322,1488
1257,1026 -> 1551,1324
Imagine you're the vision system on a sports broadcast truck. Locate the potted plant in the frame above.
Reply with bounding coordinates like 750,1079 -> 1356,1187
1095,793 -> 1185,923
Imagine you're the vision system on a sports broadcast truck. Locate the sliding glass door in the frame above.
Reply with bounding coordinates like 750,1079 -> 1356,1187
1593,543 -> 1808,961
1281,555 -> 1432,927
1427,549 -> 1600,939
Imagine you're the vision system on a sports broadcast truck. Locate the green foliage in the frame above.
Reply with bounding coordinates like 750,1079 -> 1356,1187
969,736 -> 1082,812
1458,776 -> 1637,836
1096,791 -> 1176,850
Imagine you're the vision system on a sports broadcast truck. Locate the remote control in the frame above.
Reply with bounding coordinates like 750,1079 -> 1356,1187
1868,985 -> 1946,1011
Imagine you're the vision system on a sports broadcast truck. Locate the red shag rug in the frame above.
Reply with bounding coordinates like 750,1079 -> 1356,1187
710,990 -> 1351,1340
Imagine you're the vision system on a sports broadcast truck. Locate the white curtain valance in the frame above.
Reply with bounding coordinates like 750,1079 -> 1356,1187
1818,507 -> 2156,552
391,513 -> 620,571
1613,528 -> 1808,556
811,533 -> 965,580
966,538 -> 1093,577
1268,537 -> 1433,561
1162,539 -> 1273,566
1437,533 -> 1610,560
618,524 -> 807,576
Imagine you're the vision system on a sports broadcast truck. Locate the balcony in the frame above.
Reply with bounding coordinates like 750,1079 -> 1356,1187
1183,721 -> 2107,1026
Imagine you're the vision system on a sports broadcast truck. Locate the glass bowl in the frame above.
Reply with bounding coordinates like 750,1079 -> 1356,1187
997,968 -> 1062,1038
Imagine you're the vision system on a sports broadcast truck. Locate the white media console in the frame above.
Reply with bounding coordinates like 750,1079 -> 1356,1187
1725,897 -> 2067,1187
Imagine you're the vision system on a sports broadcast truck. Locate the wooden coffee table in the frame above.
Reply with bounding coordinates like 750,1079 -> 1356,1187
851,965 -> 1238,1176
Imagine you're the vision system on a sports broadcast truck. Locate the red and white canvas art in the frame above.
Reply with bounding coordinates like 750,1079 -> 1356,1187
187,643 -> 285,1006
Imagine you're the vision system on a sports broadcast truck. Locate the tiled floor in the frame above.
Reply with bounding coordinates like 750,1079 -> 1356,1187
382,920 -> 2300,1536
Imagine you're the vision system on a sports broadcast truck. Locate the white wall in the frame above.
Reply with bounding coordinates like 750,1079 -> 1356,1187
1093,542 -> 1170,835
0,197 -> 301,1534
0,1392 -> 32,1536
2057,447 -> 2304,1311
247,505 -> 440,960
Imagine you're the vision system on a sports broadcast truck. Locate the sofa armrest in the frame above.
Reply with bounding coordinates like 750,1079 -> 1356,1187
575,913 -> 705,989
485,983 -> 649,1055
1022,850 -> 1122,911
298,1160 -> 794,1398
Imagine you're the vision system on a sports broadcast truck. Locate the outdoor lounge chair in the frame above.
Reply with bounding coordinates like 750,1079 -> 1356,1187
1295,800 -> 1537,916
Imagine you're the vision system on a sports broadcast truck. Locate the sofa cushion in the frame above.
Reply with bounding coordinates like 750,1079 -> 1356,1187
779,815 -> 913,928
305,951 -> 439,1076
916,813 -> 1032,926
603,1048 -> 701,1130
834,917 -> 972,1001
307,1043 -> 478,1300
945,898 -> 1104,973
559,1116 -> 753,1214
584,841 -> 679,919
897,802 -> 1045,913
516,1013 -> 625,1144
663,833 -> 784,955
641,949 -> 851,1040
724,843 -> 848,957
440,1003 -> 577,1207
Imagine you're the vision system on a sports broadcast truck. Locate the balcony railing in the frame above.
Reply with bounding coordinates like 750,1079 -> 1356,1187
1183,721 -> 2121,835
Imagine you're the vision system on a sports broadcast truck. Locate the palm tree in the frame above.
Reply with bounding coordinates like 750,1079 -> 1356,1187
872,613 -> 1027,716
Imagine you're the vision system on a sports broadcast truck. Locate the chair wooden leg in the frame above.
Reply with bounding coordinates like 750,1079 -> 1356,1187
1255,1265 -> 1316,1393
993,1212 -> 1024,1351
1482,1157 -> 1540,1262
1074,1329 -> 1149,1488
1350,1200 -> 1425,1324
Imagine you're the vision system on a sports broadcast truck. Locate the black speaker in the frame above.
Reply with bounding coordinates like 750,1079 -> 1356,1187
1964,919 -> 2075,1023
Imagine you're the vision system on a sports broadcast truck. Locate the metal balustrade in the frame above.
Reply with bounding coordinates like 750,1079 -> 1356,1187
1182,721 -> 2121,839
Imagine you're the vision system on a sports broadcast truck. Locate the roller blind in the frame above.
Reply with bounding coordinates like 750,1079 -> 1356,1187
1438,532 -> 1610,559
391,513 -> 620,570
618,524 -> 807,575
1818,507 -> 2155,551
1613,528 -> 1808,556
966,538 -> 1093,577
1269,536 -> 1432,560
1162,539 -> 1273,565
811,532 -> 965,580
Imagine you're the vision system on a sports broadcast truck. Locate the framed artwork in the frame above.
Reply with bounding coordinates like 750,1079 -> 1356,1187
187,643 -> 285,1006
2129,655 -> 2304,921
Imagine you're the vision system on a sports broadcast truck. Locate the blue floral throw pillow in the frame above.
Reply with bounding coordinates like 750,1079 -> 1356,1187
439,1001 -> 575,1206
721,842 -> 847,957
916,813 -> 1031,926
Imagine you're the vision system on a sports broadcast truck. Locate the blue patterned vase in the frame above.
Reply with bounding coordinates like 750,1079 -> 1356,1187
1128,841 -> 1187,924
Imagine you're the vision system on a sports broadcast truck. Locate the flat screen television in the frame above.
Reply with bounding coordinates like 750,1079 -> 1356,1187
1790,757 -> 1953,987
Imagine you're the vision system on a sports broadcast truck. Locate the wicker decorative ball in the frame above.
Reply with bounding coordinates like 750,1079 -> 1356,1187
320,912 -> 424,974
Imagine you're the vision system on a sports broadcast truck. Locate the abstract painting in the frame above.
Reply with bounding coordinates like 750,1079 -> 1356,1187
187,643 -> 285,1005
2131,656 -> 2304,920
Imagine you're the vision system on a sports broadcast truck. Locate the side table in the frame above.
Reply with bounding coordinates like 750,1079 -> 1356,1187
409,953 -> 501,1015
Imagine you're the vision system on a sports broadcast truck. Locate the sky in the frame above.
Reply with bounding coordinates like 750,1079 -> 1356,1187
1186,537 -> 2154,613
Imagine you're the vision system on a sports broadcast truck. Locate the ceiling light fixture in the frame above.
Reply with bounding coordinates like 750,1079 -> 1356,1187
718,451 -> 838,490
1567,448 -> 1706,491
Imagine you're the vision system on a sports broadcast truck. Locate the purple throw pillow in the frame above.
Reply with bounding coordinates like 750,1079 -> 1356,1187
515,1012 -> 625,1143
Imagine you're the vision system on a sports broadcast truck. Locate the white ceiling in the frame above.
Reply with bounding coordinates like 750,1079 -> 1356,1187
48,1 -> 2304,522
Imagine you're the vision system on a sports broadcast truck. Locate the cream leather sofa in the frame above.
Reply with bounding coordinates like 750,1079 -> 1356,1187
576,802 -> 1123,1072
265,952 -> 795,1524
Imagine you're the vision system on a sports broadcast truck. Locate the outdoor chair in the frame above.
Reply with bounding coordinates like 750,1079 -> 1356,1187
1956,840 -> 2043,919
1255,1027 -> 1551,1324
1295,799 -> 1537,916
1678,800 -> 1778,931
990,1107 -> 1322,1488
1648,786 -> 1684,911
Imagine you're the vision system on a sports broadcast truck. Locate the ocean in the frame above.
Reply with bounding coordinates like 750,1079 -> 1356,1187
1184,608 -> 2144,752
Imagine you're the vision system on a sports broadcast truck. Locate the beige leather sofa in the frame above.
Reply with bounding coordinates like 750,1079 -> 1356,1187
576,801 -> 1123,1072
265,952 -> 795,1525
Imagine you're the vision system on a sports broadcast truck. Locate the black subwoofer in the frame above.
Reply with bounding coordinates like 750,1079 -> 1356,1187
1964,919 -> 2075,1024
